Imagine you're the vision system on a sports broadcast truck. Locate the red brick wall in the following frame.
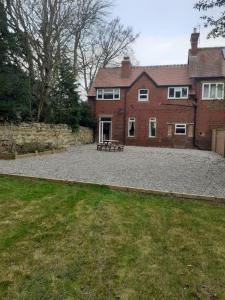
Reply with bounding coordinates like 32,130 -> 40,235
94,89 -> 126,143
93,74 -> 195,148
124,74 -> 194,147
195,80 -> 225,150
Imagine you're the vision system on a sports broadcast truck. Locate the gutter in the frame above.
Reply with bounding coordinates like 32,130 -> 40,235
123,89 -> 128,145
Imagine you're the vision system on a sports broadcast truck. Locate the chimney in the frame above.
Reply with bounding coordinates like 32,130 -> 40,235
121,56 -> 132,78
190,28 -> 200,56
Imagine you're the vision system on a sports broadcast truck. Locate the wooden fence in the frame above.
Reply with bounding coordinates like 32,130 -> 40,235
212,129 -> 225,157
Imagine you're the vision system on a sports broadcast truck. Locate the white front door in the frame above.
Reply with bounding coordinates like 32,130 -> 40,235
99,119 -> 112,143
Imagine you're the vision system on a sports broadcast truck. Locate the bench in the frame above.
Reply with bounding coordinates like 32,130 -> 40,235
96,143 -> 124,152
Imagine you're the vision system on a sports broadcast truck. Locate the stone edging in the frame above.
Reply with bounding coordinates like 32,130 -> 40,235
0,148 -> 66,160
0,173 -> 225,205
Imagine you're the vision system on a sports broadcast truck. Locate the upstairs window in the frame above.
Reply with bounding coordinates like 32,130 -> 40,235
138,89 -> 149,101
168,87 -> 189,99
97,88 -> 120,100
175,124 -> 186,135
149,117 -> 156,138
202,83 -> 224,100
128,117 -> 135,137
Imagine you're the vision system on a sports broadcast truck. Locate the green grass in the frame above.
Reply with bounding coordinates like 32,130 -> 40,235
0,176 -> 225,299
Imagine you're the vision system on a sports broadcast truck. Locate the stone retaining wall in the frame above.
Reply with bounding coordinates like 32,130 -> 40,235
0,123 -> 93,152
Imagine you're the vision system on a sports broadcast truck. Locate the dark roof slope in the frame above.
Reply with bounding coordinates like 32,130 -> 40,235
189,47 -> 225,78
88,64 -> 191,96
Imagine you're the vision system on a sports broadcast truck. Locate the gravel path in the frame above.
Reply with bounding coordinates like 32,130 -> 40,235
0,144 -> 225,197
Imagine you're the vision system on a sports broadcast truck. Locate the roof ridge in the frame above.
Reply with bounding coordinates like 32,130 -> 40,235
132,64 -> 187,68
195,46 -> 225,50
100,64 -> 188,71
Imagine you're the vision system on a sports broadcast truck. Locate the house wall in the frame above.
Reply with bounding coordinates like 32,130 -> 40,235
195,80 -> 225,150
125,74 -> 194,147
92,76 -> 225,150
94,74 -> 194,148
94,89 -> 126,143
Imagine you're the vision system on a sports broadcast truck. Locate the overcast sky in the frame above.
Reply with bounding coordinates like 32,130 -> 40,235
112,0 -> 225,65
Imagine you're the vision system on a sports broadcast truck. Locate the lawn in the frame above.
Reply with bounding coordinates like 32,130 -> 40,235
0,176 -> 225,299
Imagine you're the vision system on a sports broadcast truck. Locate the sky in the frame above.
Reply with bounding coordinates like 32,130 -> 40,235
112,0 -> 225,65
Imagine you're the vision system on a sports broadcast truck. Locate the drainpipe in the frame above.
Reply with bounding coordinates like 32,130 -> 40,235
192,98 -> 197,148
123,89 -> 128,145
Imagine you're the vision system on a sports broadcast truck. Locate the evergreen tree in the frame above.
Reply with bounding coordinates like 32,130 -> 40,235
79,101 -> 96,129
0,2 -> 31,122
48,58 -> 80,130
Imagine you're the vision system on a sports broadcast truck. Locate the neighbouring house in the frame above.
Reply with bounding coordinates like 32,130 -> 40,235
88,29 -> 225,150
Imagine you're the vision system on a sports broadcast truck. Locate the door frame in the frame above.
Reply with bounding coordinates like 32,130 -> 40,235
99,120 -> 112,143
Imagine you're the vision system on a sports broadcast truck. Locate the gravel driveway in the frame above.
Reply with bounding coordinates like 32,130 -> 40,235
0,144 -> 225,197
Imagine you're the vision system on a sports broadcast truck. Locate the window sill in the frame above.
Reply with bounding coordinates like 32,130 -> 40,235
202,98 -> 224,101
168,98 -> 189,100
96,99 -> 120,101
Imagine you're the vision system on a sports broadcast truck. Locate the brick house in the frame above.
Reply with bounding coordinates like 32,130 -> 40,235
88,30 -> 225,149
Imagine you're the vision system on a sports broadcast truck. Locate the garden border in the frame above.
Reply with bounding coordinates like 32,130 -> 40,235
0,173 -> 225,205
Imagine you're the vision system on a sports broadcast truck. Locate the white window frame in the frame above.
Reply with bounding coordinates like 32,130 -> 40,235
202,83 -> 224,100
175,124 -> 187,135
138,89 -> 149,101
168,87 -> 189,99
128,117 -> 135,138
97,88 -> 120,100
149,117 -> 157,138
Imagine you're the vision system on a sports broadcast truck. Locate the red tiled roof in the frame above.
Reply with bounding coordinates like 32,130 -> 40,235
88,47 -> 225,97
189,47 -> 225,78
88,64 -> 191,97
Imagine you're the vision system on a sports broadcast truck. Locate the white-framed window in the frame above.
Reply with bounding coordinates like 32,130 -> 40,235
168,87 -> 189,99
175,124 -> 186,135
202,83 -> 224,100
138,89 -> 149,101
128,117 -> 135,137
149,117 -> 156,138
97,88 -> 120,100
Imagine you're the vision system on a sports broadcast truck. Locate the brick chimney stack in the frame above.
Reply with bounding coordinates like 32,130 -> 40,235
190,28 -> 200,56
121,56 -> 132,78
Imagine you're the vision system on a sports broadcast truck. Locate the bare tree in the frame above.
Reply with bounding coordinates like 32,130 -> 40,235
68,0 -> 112,77
3,0 -> 138,118
5,0 -> 74,120
78,17 -> 139,93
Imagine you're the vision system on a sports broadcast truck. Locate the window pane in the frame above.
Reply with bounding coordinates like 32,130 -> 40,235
210,84 -> 216,99
97,90 -> 103,99
128,119 -> 135,137
104,89 -> 114,93
217,84 -> 224,99
169,88 -> 174,98
182,88 -> 188,98
140,89 -> 148,95
104,93 -> 114,99
175,125 -> 186,134
114,89 -> 120,99
150,121 -> 156,137
203,84 -> 209,98
175,90 -> 181,98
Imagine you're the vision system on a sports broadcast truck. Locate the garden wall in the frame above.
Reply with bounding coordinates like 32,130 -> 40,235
0,123 -> 93,154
